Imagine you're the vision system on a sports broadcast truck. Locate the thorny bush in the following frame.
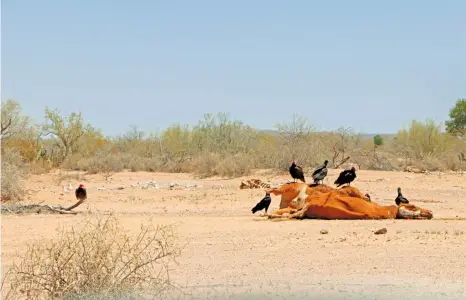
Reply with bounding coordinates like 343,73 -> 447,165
1,214 -> 183,300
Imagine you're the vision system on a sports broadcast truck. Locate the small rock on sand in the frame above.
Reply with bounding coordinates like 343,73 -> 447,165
320,229 -> 328,234
374,228 -> 388,235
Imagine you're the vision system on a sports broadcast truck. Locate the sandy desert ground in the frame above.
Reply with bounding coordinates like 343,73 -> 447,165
2,168 -> 466,299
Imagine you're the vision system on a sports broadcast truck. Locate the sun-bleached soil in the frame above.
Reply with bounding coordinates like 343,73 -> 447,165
2,169 -> 466,299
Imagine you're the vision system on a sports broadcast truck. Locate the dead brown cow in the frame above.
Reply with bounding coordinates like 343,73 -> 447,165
265,182 -> 433,220
266,183 -> 370,210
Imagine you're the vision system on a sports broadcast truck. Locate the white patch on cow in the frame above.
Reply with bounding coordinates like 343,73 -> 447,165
398,206 -> 421,218
290,184 -> 308,209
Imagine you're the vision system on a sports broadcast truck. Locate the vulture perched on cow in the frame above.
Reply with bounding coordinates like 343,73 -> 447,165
312,159 -> 329,184
334,167 -> 357,187
395,187 -> 409,206
289,160 -> 305,183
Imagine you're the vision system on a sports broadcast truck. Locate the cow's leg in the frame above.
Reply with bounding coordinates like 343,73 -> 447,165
268,207 -> 298,217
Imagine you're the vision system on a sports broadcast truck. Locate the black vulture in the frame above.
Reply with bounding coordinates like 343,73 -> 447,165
289,160 -> 305,183
251,192 -> 272,215
312,159 -> 329,184
334,167 -> 357,187
75,184 -> 87,201
395,187 -> 409,206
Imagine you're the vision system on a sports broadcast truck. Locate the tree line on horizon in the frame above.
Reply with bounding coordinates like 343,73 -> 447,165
1,98 -> 465,202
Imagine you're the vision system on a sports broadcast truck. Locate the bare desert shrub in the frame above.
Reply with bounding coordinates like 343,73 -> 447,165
191,152 -> 222,178
1,149 -> 27,202
189,152 -> 252,178
111,153 -> 167,173
1,214 -> 182,300
324,127 -> 358,168
74,152 -> 124,175
388,119 -> 466,171
448,139 -> 466,170
214,153 -> 253,178
28,160 -> 53,175
394,119 -> 452,159
271,114 -> 327,170
420,151 -> 466,171
348,145 -> 399,171
421,155 -> 446,171
439,152 -> 463,171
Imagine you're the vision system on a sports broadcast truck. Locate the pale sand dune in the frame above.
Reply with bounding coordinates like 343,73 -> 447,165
2,169 -> 466,299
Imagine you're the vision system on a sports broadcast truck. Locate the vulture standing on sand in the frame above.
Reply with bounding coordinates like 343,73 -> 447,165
75,184 -> 87,201
395,187 -> 409,206
289,160 -> 306,183
251,192 -> 272,215
312,160 -> 329,184
334,167 -> 357,187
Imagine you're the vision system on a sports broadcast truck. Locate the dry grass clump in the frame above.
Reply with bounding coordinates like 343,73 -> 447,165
1,149 -> 28,202
70,152 -> 124,174
115,155 -> 163,173
1,214 -> 182,300
214,153 -> 254,178
191,152 -> 254,178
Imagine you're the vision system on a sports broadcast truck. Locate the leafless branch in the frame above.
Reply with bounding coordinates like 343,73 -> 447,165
45,205 -> 79,215
63,199 -> 87,211
334,156 -> 351,168
1,117 -> 12,134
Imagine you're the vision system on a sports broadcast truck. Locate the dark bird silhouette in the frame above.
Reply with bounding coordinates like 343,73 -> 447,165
75,184 -> 87,201
289,160 -> 305,183
251,192 -> 272,215
334,167 -> 357,187
395,187 -> 409,206
312,160 -> 329,184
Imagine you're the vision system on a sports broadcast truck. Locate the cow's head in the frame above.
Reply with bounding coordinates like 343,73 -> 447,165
397,204 -> 433,219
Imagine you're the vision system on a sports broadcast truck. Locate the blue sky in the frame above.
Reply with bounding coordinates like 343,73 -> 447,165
2,0 -> 465,136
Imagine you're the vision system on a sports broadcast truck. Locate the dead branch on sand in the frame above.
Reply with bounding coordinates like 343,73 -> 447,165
1,199 -> 87,215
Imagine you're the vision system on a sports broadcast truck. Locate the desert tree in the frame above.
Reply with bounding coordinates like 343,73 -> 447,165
70,128 -> 107,158
159,124 -> 194,166
274,114 -> 318,169
114,125 -> 146,154
445,98 -> 466,138
445,99 -> 466,168
275,114 -> 314,139
1,99 -> 37,142
0,100 -> 37,201
373,134 -> 383,154
42,107 -> 94,163
1,99 -> 40,160
329,126 -> 354,168
192,112 -> 257,154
